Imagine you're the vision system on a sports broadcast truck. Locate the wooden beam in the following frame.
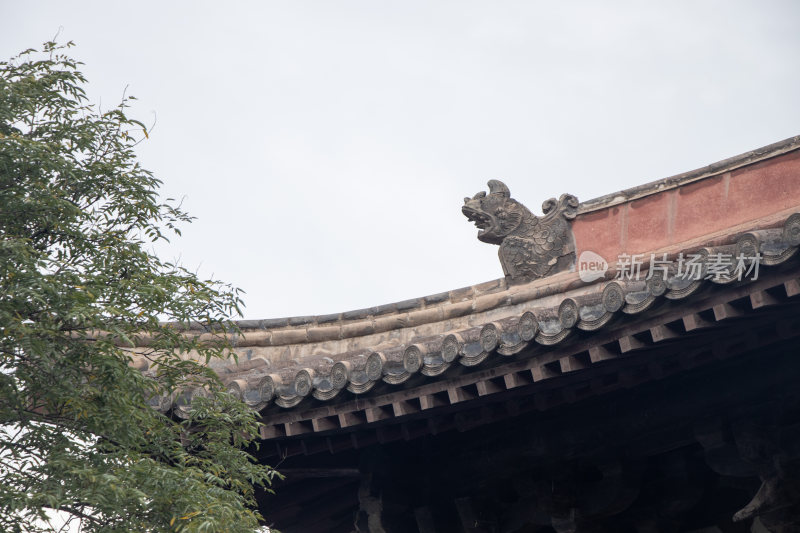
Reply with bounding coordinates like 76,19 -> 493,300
532,363 -> 561,382
311,416 -> 339,432
260,424 -> 284,439
750,290 -> 780,309
420,393 -> 447,410
392,400 -> 419,417
785,279 -> 800,297
589,345 -> 617,363
476,379 -> 503,396
713,302 -> 742,321
338,411 -> 366,428
650,324 -> 679,343
683,313 -> 712,331
504,372 -> 523,389
284,421 -> 312,437
365,406 -> 392,424
559,355 -> 588,373
619,335 -> 646,353
448,386 -> 477,404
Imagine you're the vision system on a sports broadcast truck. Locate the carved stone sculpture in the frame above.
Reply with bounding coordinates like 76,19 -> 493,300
462,180 -> 579,283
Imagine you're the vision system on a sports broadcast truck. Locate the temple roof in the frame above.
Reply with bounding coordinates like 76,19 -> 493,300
135,135 -> 800,441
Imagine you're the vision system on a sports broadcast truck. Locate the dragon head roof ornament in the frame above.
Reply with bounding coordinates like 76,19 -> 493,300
462,180 -> 579,283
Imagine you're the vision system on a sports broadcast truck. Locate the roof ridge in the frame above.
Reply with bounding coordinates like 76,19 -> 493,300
578,134 -> 800,214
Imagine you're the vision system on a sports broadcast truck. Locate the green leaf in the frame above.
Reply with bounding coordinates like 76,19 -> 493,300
0,40 -> 278,533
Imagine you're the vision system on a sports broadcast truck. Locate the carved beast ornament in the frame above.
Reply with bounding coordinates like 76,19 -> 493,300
462,180 -> 579,283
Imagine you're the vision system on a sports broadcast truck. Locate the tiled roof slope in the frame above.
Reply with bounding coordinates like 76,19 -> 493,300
134,136 -> 800,418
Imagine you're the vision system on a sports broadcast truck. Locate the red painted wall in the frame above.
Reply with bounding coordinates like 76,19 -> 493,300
572,150 -> 800,262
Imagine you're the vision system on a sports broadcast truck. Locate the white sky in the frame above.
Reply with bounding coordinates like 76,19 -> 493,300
3,1 -> 800,319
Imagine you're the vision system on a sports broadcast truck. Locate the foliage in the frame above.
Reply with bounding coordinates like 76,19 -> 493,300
0,41 -> 277,532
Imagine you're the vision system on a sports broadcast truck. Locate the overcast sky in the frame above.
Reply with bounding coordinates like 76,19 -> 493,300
3,1 -> 799,319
